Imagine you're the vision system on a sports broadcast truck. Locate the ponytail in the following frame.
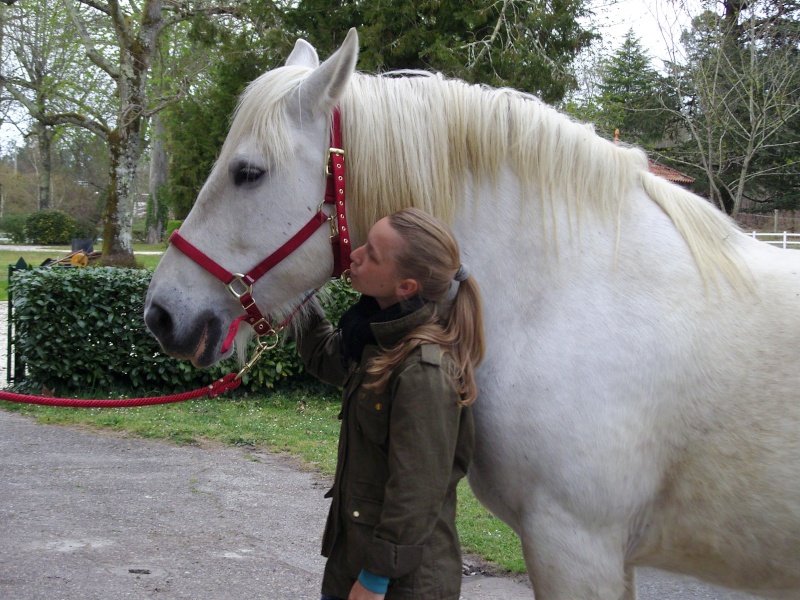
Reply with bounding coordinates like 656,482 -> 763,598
441,274 -> 484,405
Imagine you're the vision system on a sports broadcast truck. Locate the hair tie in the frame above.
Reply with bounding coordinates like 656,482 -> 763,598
454,264 -> 470,282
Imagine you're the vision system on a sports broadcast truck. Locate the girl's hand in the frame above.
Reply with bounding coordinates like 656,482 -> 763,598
348,580 -> 385,600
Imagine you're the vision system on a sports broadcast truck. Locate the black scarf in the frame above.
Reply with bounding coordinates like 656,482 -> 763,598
339,295 -> 425,366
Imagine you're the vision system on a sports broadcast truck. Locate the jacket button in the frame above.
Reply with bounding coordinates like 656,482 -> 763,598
374,403 -> 382,411
353,511 -> 360,518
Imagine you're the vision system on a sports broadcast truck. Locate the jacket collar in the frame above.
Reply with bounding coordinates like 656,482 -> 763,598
370,301 -> 436,350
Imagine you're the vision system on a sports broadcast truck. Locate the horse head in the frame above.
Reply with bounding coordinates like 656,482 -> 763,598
145,30 -> 359,367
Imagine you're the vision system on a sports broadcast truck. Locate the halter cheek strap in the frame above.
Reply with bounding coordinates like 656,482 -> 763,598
325,108 -> 351,276
169,107 -> 351,354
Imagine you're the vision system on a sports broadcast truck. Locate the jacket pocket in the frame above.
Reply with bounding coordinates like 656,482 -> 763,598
344,495 -> 384,578
354,389 -> 390,445
347,495 -> 383,526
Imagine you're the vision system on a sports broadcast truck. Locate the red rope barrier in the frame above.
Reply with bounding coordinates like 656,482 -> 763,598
0,372 -> 242,408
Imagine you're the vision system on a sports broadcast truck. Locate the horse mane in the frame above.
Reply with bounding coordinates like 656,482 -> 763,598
341,71 -> 643,235
227,66 -> 748,289
341,71 -> 749,289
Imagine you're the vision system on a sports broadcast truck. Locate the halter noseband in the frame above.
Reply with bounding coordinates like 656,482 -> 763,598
168,108 -> 351,355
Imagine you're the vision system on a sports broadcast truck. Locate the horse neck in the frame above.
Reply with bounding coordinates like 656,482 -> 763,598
452,167 -> 704,310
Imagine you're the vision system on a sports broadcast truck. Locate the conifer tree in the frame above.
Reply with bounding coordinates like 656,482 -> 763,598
596,30 -> 678,146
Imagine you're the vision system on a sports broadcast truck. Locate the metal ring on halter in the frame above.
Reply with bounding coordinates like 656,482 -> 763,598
235,330 -> 280,380
317,200 -> 338,239
341,269 -> 351,285
256,328 -> 280,351
226,273 -> 253,300
317,199 -> 333,216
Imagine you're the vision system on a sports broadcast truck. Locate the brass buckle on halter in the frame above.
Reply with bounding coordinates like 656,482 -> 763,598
341,269 -> 352,286
235,329 -> 280,380
325,147 -> 345,176
226,273 -> 253,300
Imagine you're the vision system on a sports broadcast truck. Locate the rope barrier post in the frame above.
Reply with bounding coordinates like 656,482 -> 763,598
6,262 -> 11,386
7,257 -> 29,385
0,278 -> 285,408
0,322 -> 276,408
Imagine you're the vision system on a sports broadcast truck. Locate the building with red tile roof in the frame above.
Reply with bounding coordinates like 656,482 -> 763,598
613,129 -> 695,188
647,160 -> 695,185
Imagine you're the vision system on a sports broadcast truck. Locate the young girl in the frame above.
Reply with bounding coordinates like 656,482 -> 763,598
295,207 -> 485,600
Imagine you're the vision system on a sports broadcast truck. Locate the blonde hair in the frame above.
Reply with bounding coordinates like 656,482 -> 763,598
364,208 -> 485,406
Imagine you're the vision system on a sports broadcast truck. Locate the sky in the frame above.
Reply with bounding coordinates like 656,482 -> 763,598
588,0 -> 695,63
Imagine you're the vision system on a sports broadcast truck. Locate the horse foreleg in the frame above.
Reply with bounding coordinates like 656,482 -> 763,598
621,566 -> 637,600
520,503 -> 627,600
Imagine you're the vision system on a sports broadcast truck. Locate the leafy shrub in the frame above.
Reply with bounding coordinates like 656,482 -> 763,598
320,276 -> 360,324
74,217 -> 99,240
165,220 -> 182,239
9,268 -> 359,396
1,214 -> 29,243
11,268 -> 202,394
25,210 -> 78,244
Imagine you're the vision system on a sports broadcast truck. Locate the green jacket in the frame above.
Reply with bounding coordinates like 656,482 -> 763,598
296,301 -> 475,600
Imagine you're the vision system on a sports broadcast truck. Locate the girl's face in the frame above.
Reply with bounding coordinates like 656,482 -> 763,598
349,217 -> 418,309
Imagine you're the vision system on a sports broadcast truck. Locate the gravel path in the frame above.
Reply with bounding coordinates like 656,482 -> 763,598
0,410 -> 534,599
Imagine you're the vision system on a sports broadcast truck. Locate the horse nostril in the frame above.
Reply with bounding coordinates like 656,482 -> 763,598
145,302 -> 174,339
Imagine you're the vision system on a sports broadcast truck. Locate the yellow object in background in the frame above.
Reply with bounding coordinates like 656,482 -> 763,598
70,251 -> 89,268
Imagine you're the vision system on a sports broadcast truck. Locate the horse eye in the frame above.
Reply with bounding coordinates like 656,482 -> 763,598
233,165 -> 265,186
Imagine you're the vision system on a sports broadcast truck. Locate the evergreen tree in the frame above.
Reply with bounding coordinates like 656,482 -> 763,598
163,42 -> 266,218
596,30 -> 678,146
282,0 -> 596,103
162,5 -> 285,218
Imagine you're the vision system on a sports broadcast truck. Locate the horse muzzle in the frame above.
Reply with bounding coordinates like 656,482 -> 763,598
144,301 -> 225,368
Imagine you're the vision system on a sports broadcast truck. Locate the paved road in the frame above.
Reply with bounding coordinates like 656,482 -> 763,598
0,410 -> 760,599
0,410 -> 531,599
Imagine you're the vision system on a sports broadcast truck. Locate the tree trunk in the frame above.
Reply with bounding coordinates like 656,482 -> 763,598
36,123 -> 52,210
147,112 -> 167,243
102,133 -> 122,255
101,118 -> 142,256
100,1 -> 160,257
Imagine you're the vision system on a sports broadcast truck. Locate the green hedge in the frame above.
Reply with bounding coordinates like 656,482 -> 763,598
1,214 -> 28,243
25,210 -> 78,244
9,267 -> 358,396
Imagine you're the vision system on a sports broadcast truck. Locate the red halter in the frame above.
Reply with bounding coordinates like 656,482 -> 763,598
169,108 -> 351,353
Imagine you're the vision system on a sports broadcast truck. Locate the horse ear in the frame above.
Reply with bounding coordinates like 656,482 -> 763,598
297,28 -> 358,117
285,39 -> 319,69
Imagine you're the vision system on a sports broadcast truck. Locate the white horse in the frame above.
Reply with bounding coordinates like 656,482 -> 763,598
144,29 -> 800,599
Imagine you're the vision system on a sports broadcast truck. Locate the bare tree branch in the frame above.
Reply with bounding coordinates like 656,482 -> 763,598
63,0 -> 119,79
464,0 -> 510,70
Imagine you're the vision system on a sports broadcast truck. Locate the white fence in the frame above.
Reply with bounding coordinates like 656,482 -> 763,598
748,231 -> 800,249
